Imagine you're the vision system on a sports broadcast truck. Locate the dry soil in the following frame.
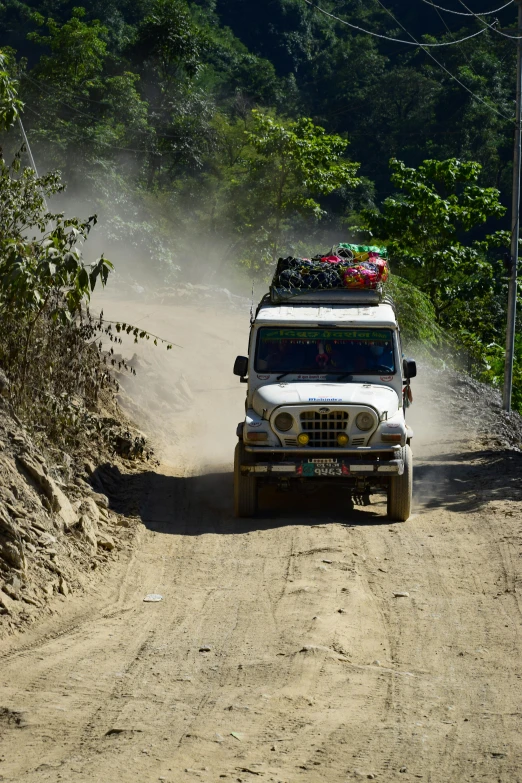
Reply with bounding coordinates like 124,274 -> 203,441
0,300 -> 521,783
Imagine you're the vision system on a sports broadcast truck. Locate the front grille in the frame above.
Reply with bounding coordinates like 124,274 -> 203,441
300,410 -> 348,447
284,437 -> 298,447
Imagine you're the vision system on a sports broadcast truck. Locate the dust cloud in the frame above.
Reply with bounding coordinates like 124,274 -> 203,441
94,289 -> 460,520
407,364 -> 469,513
93,295 -> 250,472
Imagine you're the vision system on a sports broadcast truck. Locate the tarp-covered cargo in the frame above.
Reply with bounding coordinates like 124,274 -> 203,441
270,243 -> 389,304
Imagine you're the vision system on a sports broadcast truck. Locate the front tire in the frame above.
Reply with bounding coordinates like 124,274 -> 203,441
387,444 -> 412,522
234,441 -> 257,517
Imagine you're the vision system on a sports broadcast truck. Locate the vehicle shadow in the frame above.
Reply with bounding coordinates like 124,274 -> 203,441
89,463 -> 390,534
414,449 -> 522,513
90,447 -> 522,535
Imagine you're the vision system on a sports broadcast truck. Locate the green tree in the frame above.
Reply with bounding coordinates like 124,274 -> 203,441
231,110 -> 361,275
23,8 -> 113,179
28,7 -> 108,91
423,29 -> 515,193
135,0 -> 207,81
480,335 -> 522,414
0,149 -> 113,399
0,63 -> 117,441
0,49 -> 23,131
0,160 -> 112,318
363,157 -> 507,320
130,0 -> 217,181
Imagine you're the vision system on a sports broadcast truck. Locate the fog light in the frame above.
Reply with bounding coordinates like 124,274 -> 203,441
337,433 -> 349,447
297,433 -> 310,446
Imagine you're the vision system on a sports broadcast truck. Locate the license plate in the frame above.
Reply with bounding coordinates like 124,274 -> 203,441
302,460 -> 342,477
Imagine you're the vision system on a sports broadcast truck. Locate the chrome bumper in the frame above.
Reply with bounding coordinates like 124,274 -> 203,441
243,445 -> 402,454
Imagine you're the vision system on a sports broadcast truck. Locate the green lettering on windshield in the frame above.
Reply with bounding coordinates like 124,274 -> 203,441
261,328 -> 390,341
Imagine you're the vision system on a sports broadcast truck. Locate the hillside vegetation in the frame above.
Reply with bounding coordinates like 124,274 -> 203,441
1,0 -> 522,408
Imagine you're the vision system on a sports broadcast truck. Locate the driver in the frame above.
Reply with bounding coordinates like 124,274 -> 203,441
258,340 -> 295,371
368,341 -> 394,371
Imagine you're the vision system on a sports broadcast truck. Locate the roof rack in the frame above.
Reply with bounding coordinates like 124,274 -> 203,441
254,290 -> 397,323
269,285 -> 384,305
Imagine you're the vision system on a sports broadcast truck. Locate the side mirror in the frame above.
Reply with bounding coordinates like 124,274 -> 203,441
403,358 -> 417,379
233,356 -> 248,378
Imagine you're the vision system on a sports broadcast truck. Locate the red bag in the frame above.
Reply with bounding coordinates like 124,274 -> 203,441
320,255 -> 344,264
342,255 -> 389,289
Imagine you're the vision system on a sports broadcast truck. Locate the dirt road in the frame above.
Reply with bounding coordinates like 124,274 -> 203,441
1,302 -> 521,782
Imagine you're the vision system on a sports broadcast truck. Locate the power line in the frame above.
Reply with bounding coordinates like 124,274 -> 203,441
456,0 -> 522,38
419,0 -> 513,16
373,0 -> 514,121
22,103 -> 151,154
302,0 -> 488,45
425,0 -> 478,57
426,0 -> 488,56
502,0 -> 522,409
22,72 -> 106,122
22,72 -> 112,108
426,0 -> 460,31
15,115 -> 50,211
17,117 -> 40,175
21,72 -> 210,144
303,0 -> 513,120
424,0 -> 500,86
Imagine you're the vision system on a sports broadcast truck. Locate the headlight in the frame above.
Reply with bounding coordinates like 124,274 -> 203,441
356,412 -> 374,431
275,412 -> 294,432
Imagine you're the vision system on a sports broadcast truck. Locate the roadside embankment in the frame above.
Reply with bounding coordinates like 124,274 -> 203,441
0,398 -> 149,638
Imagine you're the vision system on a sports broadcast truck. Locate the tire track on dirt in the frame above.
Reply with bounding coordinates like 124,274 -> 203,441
1,304 -> 522,782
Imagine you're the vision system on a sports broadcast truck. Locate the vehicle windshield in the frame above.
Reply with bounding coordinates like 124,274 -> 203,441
255,327 -> 396,375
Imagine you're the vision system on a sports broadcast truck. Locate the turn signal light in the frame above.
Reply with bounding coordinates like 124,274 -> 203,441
246,432 -> 268,441
297,433 -> 310,446
381,433 -> 402,443
337,433 -> 349,447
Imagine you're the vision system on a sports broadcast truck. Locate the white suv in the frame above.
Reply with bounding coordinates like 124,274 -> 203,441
233,290 -> 416,520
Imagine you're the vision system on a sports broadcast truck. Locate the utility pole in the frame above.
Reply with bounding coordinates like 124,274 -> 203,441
17,116 -> 49,213
503,0 -> 522,411
17,117 -> 38,175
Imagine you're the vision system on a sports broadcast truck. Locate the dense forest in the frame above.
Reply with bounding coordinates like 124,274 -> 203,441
1,0 -> 522,408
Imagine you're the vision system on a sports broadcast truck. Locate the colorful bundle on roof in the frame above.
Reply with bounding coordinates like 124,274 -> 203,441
272,243 -> 389,298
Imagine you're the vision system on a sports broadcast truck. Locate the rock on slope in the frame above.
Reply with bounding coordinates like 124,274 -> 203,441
0,405 -> 142,638
420,364 -> 522,450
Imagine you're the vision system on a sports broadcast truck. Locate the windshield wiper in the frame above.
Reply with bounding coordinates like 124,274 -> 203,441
276,371 -> 292,381
336,373 -> 353,382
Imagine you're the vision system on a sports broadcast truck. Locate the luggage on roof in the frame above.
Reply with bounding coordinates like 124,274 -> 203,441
270,244 -> 389,304
335,242 -> 388,259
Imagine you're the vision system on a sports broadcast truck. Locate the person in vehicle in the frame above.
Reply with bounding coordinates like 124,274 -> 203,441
257,336 -> 394,374
368,341 -> 394,371
258,340 -> 297,371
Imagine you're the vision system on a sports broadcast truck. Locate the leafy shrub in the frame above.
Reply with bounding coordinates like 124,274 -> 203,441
461,335 -> 522,413
386,275 -> 442,348
0,146 -> 114,449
